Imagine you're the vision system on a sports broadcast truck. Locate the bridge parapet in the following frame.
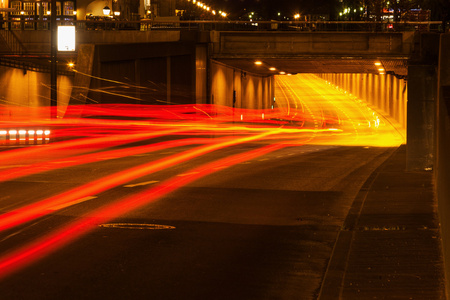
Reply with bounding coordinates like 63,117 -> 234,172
211,31 -> 415,59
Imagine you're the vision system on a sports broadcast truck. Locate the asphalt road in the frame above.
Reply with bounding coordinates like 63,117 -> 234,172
0,74 -> 404,299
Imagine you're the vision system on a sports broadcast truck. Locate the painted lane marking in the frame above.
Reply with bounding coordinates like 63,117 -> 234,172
258,158 -> 269,161
124,180 -> 159,188
48,196 -> 98,211
213,166 -> 228,170
177,172 -> 200,177
99,223 -> 175,230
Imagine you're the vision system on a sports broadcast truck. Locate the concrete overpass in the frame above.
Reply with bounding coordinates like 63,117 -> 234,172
210,31 -> 414,76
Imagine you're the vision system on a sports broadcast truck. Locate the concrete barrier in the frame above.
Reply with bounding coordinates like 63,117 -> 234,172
436,33 -> 450,300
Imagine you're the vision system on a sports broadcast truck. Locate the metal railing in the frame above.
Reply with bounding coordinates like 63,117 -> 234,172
0,29 -> 25,55
0,19 -> 444,32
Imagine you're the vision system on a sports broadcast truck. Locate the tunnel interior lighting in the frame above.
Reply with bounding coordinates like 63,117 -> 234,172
269,67 -> 276,71
378,68 -> 385,72
254,61 -> 263,65
279,71 -> 286,75
374,62 -> 382,66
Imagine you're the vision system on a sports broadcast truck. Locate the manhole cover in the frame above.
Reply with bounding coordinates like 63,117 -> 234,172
99,223 -> 175,230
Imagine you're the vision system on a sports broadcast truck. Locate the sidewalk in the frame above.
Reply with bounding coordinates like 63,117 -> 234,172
319,145 -> 446,299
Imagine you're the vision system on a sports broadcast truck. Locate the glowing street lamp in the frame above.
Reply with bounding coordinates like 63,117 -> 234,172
103,6 -> 111,15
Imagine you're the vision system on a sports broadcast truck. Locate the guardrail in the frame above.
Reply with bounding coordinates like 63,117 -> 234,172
0,19 -> 444,32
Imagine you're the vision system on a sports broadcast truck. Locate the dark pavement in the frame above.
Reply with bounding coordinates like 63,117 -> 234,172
319,145 -> 446,299
0,143 -> 446,299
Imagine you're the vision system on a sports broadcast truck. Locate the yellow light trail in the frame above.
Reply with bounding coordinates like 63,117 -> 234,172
275,74 -> 404,147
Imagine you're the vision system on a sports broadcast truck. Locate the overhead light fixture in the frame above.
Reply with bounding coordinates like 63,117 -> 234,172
254,61 -> 263,65
269,67 -> 276,71
374,62 -> 382,66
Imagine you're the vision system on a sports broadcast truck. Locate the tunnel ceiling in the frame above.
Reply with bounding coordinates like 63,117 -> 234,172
214,58 -> 408,78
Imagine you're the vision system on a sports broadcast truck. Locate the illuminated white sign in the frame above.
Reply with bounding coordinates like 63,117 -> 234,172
57,26 -> 76,51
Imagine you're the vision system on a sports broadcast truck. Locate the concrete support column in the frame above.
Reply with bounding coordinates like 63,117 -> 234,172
135,59 -> 141,102
368,73 -> 374,106
400,79 -> 408,129
374,75 -> 380,108
166,56 -> 171,104
436,33 -> 450,300
392,77 -> 399,122
406,65 -> 436,171
380,75 -> 386,112
363,74 -> 369,104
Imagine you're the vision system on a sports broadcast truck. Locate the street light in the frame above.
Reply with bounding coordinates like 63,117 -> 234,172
103,6 -> 111,15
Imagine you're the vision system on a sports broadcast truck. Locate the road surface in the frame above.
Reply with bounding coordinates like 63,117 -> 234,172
0,74 -> 403,299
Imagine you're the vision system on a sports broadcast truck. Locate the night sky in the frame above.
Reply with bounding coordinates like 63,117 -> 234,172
216,0 -> 337,19
200,0 -> 449,21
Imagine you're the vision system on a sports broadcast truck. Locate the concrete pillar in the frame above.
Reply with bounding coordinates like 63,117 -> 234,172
406,65 -> 436,171
369,73 -> 375,106
380,74 -> 386,112
68,44 -> 95,107
400,79 -> 407,129
166,56 -> 171,104
374,75 -> 379,108
436,33 -> 450,300
363,74 -> 369,104
392,77 -> 399,122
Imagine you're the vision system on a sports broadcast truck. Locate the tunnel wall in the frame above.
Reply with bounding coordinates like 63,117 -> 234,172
317,73 -> 407,137
83,42 -> 198,105
210,61 -> 273,110
436,33 -> 450,300
0,65 -> 73,119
